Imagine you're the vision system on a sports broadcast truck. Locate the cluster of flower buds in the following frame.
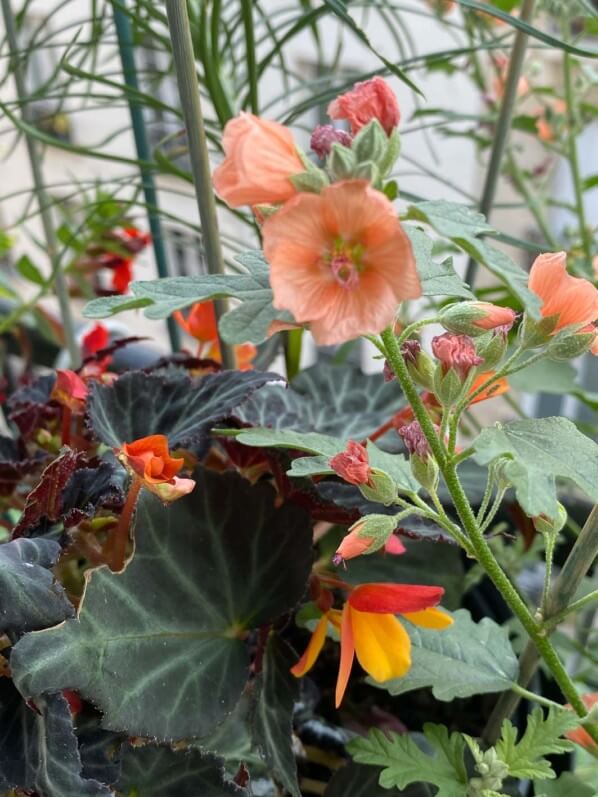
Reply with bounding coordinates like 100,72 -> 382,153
330,441 -> 397,506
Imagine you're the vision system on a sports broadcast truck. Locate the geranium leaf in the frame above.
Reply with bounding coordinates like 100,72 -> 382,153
495,707 -> 578,780
534,772 -> 595,797
116,745 -> 247,796
406,200 -> 493,238
235,362 -> 403,439
348,724 -> 468,796
325,762 -> 426,796
87,367 -> 282,450
11,468 -> 312,741
83,251 -> 294,345
0,682 -> 111,796
0,537 -> 74,634
370,609 -> 518,699
472,417 -> 598,518
252,634 -> 300,797
405,227 -> 473,299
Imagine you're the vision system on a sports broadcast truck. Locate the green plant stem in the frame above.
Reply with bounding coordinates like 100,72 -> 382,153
483,503 -> 598,743
241,0 -> 258,113
381,327 -> 597,741
545,589 -> 598,631
563,50 -> 593,267
510,683 -> 565,712
164,0 -> 234,369
465,0 -> 536,288
479,487 -> 507,533
1,0 -> 79,367
112,1 -> 181,353
541,533 -> 556,616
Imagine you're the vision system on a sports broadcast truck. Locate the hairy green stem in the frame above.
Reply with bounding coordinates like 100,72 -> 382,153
545,589 -> 598,631
483,504 -> 598,743
563,50 -> 593,267
465,0 -> 536,287
165,0 -> 235,369
381,327 -> 596,740
1,0 -> 79,366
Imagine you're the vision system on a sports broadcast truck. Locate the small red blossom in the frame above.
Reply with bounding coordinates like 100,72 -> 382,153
82,323 -> 110,357
51,369 -> 88,414
328,77 -> 400,136
118,434 -> 195,502
432,332 -> 483,379
330,441 -> 372,486
111,259 -> 134,294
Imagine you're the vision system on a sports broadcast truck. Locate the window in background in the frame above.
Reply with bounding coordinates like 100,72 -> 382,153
163,226 -> 205,277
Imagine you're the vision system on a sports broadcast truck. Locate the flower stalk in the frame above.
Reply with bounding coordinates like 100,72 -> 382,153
164,0 -> 234,369
381,327 -> 598,743
107,476 -> 142,572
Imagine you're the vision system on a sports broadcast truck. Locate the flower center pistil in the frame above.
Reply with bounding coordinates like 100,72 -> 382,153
325,240 -> 364,289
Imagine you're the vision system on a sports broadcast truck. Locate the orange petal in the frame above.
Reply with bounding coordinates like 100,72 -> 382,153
529,252 -> 598,331
349,583 -> 444,614
468,372 -> 509,404
290,614 -> 329,678
350,607 -> 411,683
335,604 -> 355,707
402,607 -> 454,629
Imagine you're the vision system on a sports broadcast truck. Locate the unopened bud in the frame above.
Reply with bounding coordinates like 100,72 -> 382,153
475,331 -> 508,370
433,364 -> 464,407
310,124 -> 352,159
533,503 -> 567,537
359,467 -> 397,506
334,514 -> 398,563
327,143 -> 357,180
330,441 -> 371,486
410,453 -> 439,492
440,302 -> 517,337
548,330 -> 596,360
432,333 -> 483,380
402,340 -> 435,390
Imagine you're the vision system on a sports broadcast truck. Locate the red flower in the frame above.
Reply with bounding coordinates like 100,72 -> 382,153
111,259 -> 134,294
329,441 -> 372,486
328,77 -> 401,135
51,369 -> 88,414
432,332 -> 483,379
82,323 -> 110,357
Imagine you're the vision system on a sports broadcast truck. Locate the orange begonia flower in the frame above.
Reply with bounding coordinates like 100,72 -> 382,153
263,180 -> 420,346
174,301 -> 257,370
565,693 -> 598,753
529,251 -> 598,354
291,582 -> 452,706
51,369 -> 88,414
212,112 -> 304,209
118,434 -> 195,502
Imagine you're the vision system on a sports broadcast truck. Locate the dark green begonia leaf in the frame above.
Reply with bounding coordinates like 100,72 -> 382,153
252,634 -> 300,797
0,681 -> 111,796
0,537 -> 74,634
87,367 -> 283,449
473,417 -> 598,518
11,468 -> 312,741
116,745 -> 247,796
371,609 -> 518,700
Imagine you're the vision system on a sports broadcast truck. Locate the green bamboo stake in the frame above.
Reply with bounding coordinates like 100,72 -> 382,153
164,0 -> 235,369
112,1 -> 181,353
464,0 -> 536,288
1,0 -> 80,367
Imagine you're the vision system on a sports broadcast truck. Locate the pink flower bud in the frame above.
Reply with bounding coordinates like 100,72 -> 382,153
310,124 -> 352,159
470,302 -> 517,333
330,441 -> 372,486
384,534 -> 406,555
327,77 -> 400,136
401,339 -> 421,364
333,522 -> 375,564
432,332 -> 483,379
398,420 -> 432,460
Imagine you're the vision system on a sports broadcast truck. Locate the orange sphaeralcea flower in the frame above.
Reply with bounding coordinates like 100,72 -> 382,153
291,582 -> 452,706
327,76 -> 400,136
212,113 -> 304,209
529,251 -> 598,354
263,180 -> 421,346
118,434 -> 195,502
174,302 -> 257,370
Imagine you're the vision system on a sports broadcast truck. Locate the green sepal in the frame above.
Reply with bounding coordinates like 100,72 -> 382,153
327,143 -> 357,180
518,313 -> 559,349
359,468 -> 398,506
352,119 -> 387,164
475,331 -> 507,370
433,365 -> 463,407
378,128 -> 401,176
290,168 -> 329,194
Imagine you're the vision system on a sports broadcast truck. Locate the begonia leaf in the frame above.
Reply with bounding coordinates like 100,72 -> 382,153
252,634 -> 300,797
87,367 -> 283,449
0,537 -> 74,634
11,468 -> 312,741
116,745 -> 247,796
61,459 -> 124,528
473,417 -> 598,518
371,609 -> 518,699
7,373 -> 58,438
0,682 -> 111,796
235,361 -> 404,439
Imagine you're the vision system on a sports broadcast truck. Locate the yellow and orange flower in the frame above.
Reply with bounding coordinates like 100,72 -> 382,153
174,301 -> 257,370
263,180 -> 420,345
529,251 -> 598,354
291,582 -> 452,706
118,434 -> 195,502
212,113 -> 303,209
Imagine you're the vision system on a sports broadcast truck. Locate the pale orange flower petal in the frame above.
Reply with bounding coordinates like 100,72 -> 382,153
529,252 -> 598,331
